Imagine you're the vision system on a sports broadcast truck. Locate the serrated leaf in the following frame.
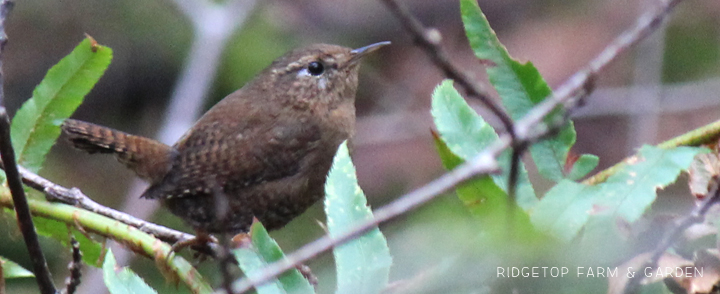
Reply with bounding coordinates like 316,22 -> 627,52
103,249 -> 157,294
33,216 -> 102,266
0,256 -> 34,278
460,0 -> 590,182
324,142 -> 391,294
431,80 -> 537,209
11,36 -> 112,173
433,133 -> 507,218
532,145 -> 706,242
232,221 -> 315,294
598,145 -> 706,222
434,134 -> 542,241
567,154 -> 600,181
530,180 -> 600,242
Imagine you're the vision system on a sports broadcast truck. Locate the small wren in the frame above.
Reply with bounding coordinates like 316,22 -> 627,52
62,42 -> 389,235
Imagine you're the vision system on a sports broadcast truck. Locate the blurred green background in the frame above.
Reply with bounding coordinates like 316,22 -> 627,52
2,0 -> 720,293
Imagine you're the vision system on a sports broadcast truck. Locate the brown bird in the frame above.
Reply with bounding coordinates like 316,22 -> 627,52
62,42 -> 389,236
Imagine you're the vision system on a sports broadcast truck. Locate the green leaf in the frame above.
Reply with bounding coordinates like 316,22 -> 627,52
433,133 -> 507,218
567,154 -> 600,181
597,145 -> 706,222
232,221 -> 315,294
11,36 -> 112,173
530,180 -> 601,242
434,134 -> 542,241
0,256 -> 34,278
324,142 -> 392,294
103,249 -> 157,294
532,145 -> 706,242
431,80 -> 537,209
33,217 -> 102,267
460,0 -> 589,182
577,215 -> 628,264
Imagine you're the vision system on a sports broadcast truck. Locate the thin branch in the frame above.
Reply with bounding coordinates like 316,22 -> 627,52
624,180 -> 720,294
0,192 -> 215,293
18,164 -> 187,242
379,0 -> 516,137
0,1 -> 57,293
220,239 -> 235,294
63,237 -> 82,294
505,141 -> 526,235
0,0 -> 9,106
0,162 -> 223,257
584,118 -> 720,185
0,109 -> 56,294
516,0 -> 683,140
227,0 -> 686,292
227,141 -> 504,293
0,259 -> 5,294
210,177 -> 236,294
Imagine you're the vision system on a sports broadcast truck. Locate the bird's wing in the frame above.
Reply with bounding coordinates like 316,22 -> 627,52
140,117 -> 322,200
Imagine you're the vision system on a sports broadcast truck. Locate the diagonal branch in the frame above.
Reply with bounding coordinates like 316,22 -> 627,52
379,0 -> 516,137
0,191 -> 215,293
0,162 -> 223,257
516,0 -> 683,139
19,164 -> 191,243
624,179 -> 720,293
227,0 -> 687,292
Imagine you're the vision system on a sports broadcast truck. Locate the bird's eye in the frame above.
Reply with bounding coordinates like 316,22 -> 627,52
307,61 -> 325,76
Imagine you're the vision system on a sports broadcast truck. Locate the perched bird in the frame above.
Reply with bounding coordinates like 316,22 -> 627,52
62,42 -> 389,236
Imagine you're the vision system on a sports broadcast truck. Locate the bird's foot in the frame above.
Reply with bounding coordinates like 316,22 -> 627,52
166,232 -> 218,262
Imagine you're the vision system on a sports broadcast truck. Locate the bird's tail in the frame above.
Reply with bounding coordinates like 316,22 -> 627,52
61,119 -> 175,182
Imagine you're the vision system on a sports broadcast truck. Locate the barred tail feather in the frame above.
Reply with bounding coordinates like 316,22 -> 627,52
61,119 -> 175,182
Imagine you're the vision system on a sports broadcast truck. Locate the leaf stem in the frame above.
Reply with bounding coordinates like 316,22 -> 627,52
583,118 -> 720,185
0,192 -> 214,294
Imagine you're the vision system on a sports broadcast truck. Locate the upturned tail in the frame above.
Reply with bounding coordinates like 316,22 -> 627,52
61,119 -> 175,183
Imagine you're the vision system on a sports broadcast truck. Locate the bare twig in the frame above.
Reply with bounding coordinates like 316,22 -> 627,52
227,0 -> 686,292
0,162 -> 223,257
505,141 -> 527,233
210,177 -> 236,294
0,111 -> 57,294
220,239 -> 235,294
226,141 -> 504,293
379,0 -> 515,137
624,180 -> 720,294
63,237 -> 82,294
0,0 -> 10,106
0,192 -> 215,293
517,0 -> 683,140
17,164 -> 188,242
0,1 -> 57,293
0,259 -> 5,294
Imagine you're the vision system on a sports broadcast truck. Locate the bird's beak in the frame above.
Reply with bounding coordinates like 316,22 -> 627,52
348,41 -> 391,65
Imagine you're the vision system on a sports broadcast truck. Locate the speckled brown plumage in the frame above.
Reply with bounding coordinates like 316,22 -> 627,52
62,42 -> 389,234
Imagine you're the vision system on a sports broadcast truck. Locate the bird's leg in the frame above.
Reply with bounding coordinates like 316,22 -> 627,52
296,264 -> 318,288
166,231 -> 218,262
